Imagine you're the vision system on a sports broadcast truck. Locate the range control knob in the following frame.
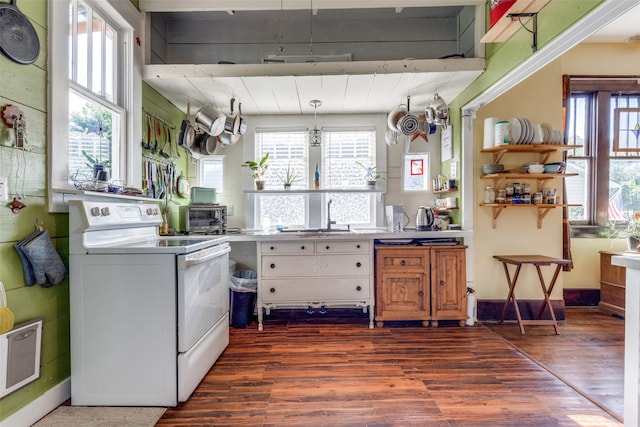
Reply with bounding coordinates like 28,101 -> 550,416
146,208 -> 155,216
100,207 -> 111,216
90,207 -> 101,216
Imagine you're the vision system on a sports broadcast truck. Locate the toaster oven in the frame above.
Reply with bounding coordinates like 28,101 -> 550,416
180,205 -> 227,234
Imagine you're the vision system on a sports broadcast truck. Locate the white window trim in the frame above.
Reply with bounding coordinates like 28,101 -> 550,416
48,0 -> 143,212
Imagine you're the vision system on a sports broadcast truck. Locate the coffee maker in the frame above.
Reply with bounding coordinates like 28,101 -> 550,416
385,205 -> 404,232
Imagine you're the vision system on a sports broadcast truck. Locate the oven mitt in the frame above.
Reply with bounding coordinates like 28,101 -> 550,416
18,230 -> 67,287
14,229 -> 43,286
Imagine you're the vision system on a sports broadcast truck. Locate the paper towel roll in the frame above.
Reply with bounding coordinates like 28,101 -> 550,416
483,117 -> 498,149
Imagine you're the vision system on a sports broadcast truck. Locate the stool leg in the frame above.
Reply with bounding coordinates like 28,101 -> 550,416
499,263 -> 526,334
535,264 -> 561,334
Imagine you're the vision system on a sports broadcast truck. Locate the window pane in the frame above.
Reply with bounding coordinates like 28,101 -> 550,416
68,91 -> 118,185
322,129 -> 376,188
565,159 -> 588,221
91,15 -> 103,95
567,94 -> 589,156
199,157 -> 224,193
259,194 -> 306,228
327,193 -> 372,226
256,130 -> 308,189
76,2 -> 88,87
610,158 -> 640,220
68,0 -> 73,80
105,25 -> 115,102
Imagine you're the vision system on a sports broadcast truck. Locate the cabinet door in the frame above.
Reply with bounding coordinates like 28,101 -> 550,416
378,271 -> 428,315
431,247 -> 467,320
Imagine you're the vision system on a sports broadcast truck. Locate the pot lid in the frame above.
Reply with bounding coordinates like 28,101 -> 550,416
0,1 -> 40,65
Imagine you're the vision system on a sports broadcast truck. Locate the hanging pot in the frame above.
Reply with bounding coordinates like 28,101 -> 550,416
387,104 -> 408,132
223,97 -> 240,135
217,130 -> 240,146
195,104 -> 225,136
237,102 -> 247,135
0,0 -> 40,65
397,96 -> 420,135
425,93 -> 449,129
201,134 -> 218,155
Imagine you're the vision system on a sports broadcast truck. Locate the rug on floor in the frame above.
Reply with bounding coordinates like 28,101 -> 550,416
32,406 -> 166,427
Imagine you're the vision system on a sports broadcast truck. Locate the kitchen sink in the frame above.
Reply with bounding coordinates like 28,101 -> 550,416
277,227 -> 353,234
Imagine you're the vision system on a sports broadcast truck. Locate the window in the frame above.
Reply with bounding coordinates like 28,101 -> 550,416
565,78 -> 640,228
49,0 -> 140,210
198,156 -> 225,194
252,128 -> 378,229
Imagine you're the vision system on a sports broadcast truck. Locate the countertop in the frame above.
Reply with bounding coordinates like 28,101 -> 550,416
225,228 -> 472,242
612,253 -> 640,270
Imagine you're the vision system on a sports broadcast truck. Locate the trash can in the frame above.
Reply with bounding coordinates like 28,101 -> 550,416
229,270 -> 257,328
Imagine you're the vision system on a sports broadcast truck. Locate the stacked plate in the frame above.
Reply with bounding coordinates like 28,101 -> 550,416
508,117 -> 534,144
482,163 -> 504,175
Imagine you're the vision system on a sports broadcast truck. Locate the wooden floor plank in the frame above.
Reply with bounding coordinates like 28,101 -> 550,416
157,308 -> 622,426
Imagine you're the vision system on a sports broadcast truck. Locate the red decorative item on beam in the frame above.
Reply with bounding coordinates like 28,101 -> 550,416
490,0 -> 516,29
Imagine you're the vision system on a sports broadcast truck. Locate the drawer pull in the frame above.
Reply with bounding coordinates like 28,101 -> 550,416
270,246 -> 275,250
356,244 -> 361,249
356,262 -> 362,268
440,280 -> 445,286
270,263 -> 276,269
356,286 -> 362,291
301,245 -> 305,250
326,245 -> 330,250
270,288 -> 276,293
419,290 -> 424,296
400,260 -> 406,266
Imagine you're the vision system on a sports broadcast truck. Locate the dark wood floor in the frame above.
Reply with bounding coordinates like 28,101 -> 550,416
157,307 -> 623,426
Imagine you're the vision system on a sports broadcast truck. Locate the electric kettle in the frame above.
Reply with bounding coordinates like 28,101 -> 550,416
415,206 -> 435,231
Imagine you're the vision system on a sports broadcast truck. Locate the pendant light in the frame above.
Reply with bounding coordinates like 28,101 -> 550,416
309,99 -> 322,147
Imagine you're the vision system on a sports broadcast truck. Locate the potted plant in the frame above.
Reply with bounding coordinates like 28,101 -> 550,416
278,163 -> 302,189
82,150 -> 111,181
242,152 -> 269,190
355,161 -> 380,186
609,211 -> 640,252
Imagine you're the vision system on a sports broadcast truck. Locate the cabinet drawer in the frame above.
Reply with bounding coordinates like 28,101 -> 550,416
316,240 -> 370,253
262,255 -> 369,278
377,253 -> 427,271
600,282 -> 625,311
260,241 -> 314,254
260,277 -> 371,303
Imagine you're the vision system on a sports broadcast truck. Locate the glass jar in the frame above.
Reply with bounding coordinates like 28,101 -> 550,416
484,187 -> 496,204
533,192 -> 543,204
496,189 -> 507,203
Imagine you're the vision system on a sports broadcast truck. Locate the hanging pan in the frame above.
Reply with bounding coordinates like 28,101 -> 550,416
0,0 -> 40,65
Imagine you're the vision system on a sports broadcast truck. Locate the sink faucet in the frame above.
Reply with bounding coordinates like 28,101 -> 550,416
327,199 -> 336,230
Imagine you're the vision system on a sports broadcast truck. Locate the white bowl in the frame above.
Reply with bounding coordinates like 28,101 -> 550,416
528,164 -> 544,174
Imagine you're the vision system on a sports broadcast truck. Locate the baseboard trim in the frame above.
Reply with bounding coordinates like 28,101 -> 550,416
563,289 -> 600,306
478,299 -> 565,321
0,378 -> 70,427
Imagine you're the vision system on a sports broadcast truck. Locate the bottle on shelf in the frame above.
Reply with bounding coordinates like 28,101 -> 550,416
314,163 -> 320,190
484,187 -> 496,204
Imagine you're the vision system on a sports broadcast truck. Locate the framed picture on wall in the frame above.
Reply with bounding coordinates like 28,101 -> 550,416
403,153 -> 430,191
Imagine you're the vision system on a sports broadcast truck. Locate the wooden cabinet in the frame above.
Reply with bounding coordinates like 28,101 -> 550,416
480,144 -> 580,228
600,251 -> 626,317
257,240 -> 374,330
374,245 -> 467,327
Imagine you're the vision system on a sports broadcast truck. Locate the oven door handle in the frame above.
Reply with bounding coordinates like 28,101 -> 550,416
182,244 -> 230,267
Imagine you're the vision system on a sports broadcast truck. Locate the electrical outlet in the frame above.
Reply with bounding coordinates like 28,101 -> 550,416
227,205 -> 234,216
0,176 -> 8,203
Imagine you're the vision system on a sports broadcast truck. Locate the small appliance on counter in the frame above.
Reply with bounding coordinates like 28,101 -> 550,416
415,206 -> 435,231
385,205 -> 405,232
178,187 -> 227,234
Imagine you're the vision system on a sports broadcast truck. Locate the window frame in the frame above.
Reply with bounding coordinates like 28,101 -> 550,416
48,0 -> 143,212
566,77 -> 640,228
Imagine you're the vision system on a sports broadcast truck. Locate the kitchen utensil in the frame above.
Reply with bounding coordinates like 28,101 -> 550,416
202,134 -> 217,154
385,128 -> 400,145
387,104 -> 408,132
398,96 -> 420,135
177,173 -> 190,198
237,102 -> 247,135
0,0 -> 40,65
424,93 -> 449,129
195,104 -> 225,136
415,206 -> 434,231
527,164 -> 544,173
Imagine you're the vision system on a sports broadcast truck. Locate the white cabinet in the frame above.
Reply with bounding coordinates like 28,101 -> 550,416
257,240 -> 374,330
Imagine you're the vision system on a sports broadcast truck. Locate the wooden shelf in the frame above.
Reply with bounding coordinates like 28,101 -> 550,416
433,188 -> 458,194
480,203 -> 579,229
481,172 -> 577,190
480,0 -> 551,43
481,144 -> 582,163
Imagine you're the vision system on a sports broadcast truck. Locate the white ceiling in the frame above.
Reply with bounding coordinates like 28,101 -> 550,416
140,0 -> 640,117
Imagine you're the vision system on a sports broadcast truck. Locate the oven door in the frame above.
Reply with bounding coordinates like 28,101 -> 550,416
177,243 -> 231,352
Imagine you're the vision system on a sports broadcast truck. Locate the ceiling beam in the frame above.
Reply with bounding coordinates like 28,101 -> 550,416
139,0 -> 484,12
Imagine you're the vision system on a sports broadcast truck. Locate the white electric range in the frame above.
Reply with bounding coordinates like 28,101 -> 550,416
68,200 -> 230,406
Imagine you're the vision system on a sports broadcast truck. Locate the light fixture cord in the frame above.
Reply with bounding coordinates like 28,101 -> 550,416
309,0 -> 313,55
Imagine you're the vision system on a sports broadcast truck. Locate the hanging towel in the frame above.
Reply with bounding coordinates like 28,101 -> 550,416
14,230 -> 66,287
